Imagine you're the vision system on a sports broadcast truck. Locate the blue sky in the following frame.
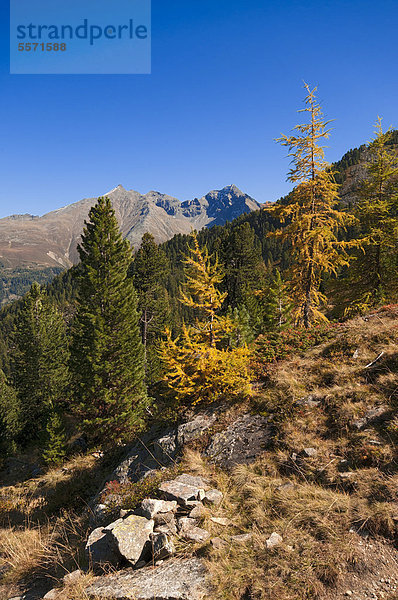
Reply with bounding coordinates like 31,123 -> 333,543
0,0 -> 397,217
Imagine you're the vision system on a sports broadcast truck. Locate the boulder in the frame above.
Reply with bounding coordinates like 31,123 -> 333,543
205,414 -> 274,469
176,412 -> 218,446
85,557 -> 209,599
175,474 -> 211,490
189,502 -> 208,519
140,498 -> 177,519
85,527 -> 120,569
204,489 -> 223,506
42,590 -> 59,600
178,517 -> 210,543
159,480 -> 204,506
63,569 -> 83,585
352,405 -> 390,431
150,532 -> 175,560
110,516 -> 154,565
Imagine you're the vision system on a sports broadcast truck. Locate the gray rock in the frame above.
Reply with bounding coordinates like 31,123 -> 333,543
301,447 -> 317,458
204,489 -> 223,506
104,518 -> 123,531
63,569 -> 83,585
352,405 -> 390,431
42,590 -> 59,599
210,537 -> 227,550
176,412 -> 217,446
175,474 -> 211,490
276,482 -> 295,492
85,557 -> 209,599
159,480 -> 204,506
150,532 -> 175,560
110,515 -> 154,565
204,414 -> 274,469
140,498 -> 177,519
210,517 -> 230,526
266,532 -> 283,549
178,517 -> 210,543
85,527 -> 120,569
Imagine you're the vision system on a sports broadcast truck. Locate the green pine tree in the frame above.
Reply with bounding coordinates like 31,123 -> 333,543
11,282 -> 70,444
70,197 -> 147,444
0,369 -> 21,455
42,408 -> 67,465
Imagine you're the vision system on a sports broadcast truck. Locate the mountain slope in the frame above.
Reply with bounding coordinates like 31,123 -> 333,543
0,185 -> 261,270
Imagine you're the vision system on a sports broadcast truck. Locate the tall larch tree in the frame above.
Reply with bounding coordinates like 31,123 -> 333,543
70,197 -> 146,444
159,232 -> 252,405
268,83 -> 353,327
11,282 -> 70,444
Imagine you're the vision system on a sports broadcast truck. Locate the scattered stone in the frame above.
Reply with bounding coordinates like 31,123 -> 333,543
63,569 -> 83,585
110,515 -> 154,565
301,447 -> 317,458
352,406 -> 390,431
120,508 -> 132,518
189,502 -> 208,519
204,489 -> 223,506
150,532 -> 175,560
140,498 -> 177,519
344,592 -> 353,597
211,537 -> 227,550
276,482 -> 295,492
85,527 -> 120,569
159,480 -> 204,506
85,557 -> 209,599
210,517 -> 230,526
175,474 -> 211,490
42,590 -> 59,600
231,533 -> 253,543
266,532 -> 283,549
178,517 -> 211,543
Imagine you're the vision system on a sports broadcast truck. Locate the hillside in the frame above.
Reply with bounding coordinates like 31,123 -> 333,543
1,308 -> 397,599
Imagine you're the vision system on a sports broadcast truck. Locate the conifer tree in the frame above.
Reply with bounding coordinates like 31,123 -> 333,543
350,118 -> 398,306
265,269 -> 292,329
11,283 -> 70,444
130,233 -> 171,367
70,197 -> 146,444
42,408 -> 67,465
0,369 -> 21,455
268,84 -> 353,327
159,232 -> 251,405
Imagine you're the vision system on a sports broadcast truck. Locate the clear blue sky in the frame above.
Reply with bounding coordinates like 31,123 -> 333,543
1,0 -> 397,218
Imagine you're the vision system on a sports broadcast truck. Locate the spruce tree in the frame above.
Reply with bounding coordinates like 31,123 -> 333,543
70,197 -> 146,444
42,408 -> 67,465
130,233 -> 171,369
350,118 -> 398,307
268,84 -> 354,327
11,283 -> 70,444
0,369 -> 21,455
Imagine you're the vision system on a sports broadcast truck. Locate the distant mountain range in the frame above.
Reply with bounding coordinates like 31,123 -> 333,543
0,184 -> 262,269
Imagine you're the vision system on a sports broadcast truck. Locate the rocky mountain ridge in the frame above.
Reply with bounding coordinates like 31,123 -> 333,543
0,184 -> 261,269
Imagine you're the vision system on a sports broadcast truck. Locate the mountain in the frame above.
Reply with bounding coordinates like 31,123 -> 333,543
0,184 -> 261,270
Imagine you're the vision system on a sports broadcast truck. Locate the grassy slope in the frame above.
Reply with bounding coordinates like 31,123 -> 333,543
1,309 -> 398,599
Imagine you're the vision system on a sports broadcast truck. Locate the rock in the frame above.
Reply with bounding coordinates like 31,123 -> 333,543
86,558 -> 209,599
104,518 -> 123,531
92,503 -> 109,524
205,414 -> 274,469
63,569 -> 83,585
352,405 -> 390,431
276,482 -> 295,492
210,537 -> 227,550
110,515 -> 154,565
266,532 -> 283,549
42,590 -> 59,600
150,532 -> 175,560
210,517 -> 230,526
175,474 -> 211,490
189,502 -> 208,519
231,533 -> 252,543
204,489 -> 223,506
301,447 -> 317,458
140,498 -> 177,519
178,517 -> 210,543
159,480 -> 204,506
176,412 -> 218,446
85,527 -> 120,569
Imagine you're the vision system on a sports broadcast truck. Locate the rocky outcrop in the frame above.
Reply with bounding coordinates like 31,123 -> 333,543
85,558 -> 209,599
